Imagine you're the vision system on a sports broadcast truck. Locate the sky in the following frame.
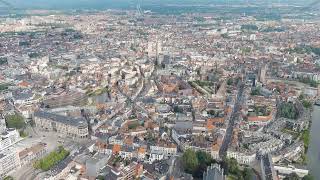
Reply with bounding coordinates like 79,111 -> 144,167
0,0 -> 317,10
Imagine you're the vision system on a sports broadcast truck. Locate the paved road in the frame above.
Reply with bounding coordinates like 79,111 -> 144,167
116,62 -> 156,116
219,81 -> 245,158
33,146 -> 87,180
15,166 -> 37,180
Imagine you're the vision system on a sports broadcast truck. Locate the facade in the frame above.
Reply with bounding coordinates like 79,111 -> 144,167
0,91 -> 12,101
106,162 -> 143,180
0,149 -> 21,178
19,143 -> 47,166
247,109 -> 276,127
150,144 -> 177,156
34,110 -> 89,138
86,153 -> 111,178
0,128 -> 20,151
203,164 -> 225,180
274,166 -> 309,178
149,140 -> 177,162
259,65 -> 267,84
292,71 -> 320,82
260,154 -> 277,180
0,118 -> 5,134
227,151 -> 256,165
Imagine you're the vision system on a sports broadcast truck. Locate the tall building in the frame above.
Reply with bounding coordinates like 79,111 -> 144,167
0,124 -> 21,177
259,64 -> 267,84
203,163 -> 225,180
0,128 -> 20,151
0,148 -> 21,178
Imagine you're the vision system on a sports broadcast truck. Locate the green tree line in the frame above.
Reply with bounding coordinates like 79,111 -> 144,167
34,146 -> 70,171
182,149 -> 254,179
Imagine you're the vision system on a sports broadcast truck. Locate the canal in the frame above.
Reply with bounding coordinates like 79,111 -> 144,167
307,106 -> 320,178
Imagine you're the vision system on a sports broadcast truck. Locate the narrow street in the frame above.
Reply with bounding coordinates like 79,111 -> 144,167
219,81 -> 245,158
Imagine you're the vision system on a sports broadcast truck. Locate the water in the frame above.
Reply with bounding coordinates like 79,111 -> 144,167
307,106 -> 320,177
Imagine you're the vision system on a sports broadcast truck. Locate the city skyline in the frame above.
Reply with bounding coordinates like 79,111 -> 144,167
0,1 -> 319,180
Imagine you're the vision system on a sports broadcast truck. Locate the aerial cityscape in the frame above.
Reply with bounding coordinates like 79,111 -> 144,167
0,0 -> 320,180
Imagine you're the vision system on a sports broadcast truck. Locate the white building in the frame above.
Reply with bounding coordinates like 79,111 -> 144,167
19,143 -> 47,166
150,144 -> 177,157
0,128 -> 20,151
149,142 -> 177,162
149,153 -> 165,162
0,117 -> 6,134
227,151 -> 256,165
274,165 -> 309,178
250,34 -> 257,41
0,149 -> 21,178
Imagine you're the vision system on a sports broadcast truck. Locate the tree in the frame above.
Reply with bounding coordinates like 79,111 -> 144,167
251,87 -> 261,96
34,146 -> 69,171
28,52 -> 40,58
278,102 -> 299,120
220,158 -> 242,177
299,94 -> 305,100
302,100 -> 312,109
301,130 -> 310,151
0,57 -> 8,65
196,151 -> 214,166
220,158 -> 230,175
193,151 -> 215,178
182,149 -> 199,174
0,83 -> 9,91
227,78 -> 234,86
302,174 -> 314,180
207,110 -> 216,116
3,176 -> 14,180
284,173 -> 300,180
96,175 -> 105,180
19,130 -> 28,138
228,158 -> 241,175
5,114 -> 26,129
173,106 -> 183,113
242,168 -> 253,180
128,122 -> 139,130
241,24 -> 258,31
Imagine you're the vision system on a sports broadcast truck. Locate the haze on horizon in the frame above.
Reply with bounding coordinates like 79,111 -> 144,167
0,0 -> 317,10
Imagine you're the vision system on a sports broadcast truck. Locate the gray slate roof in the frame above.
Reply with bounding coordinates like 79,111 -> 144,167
34,110 -> 87,127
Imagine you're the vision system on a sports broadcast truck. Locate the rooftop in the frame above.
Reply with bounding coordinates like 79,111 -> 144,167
34,110 -> 88,127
